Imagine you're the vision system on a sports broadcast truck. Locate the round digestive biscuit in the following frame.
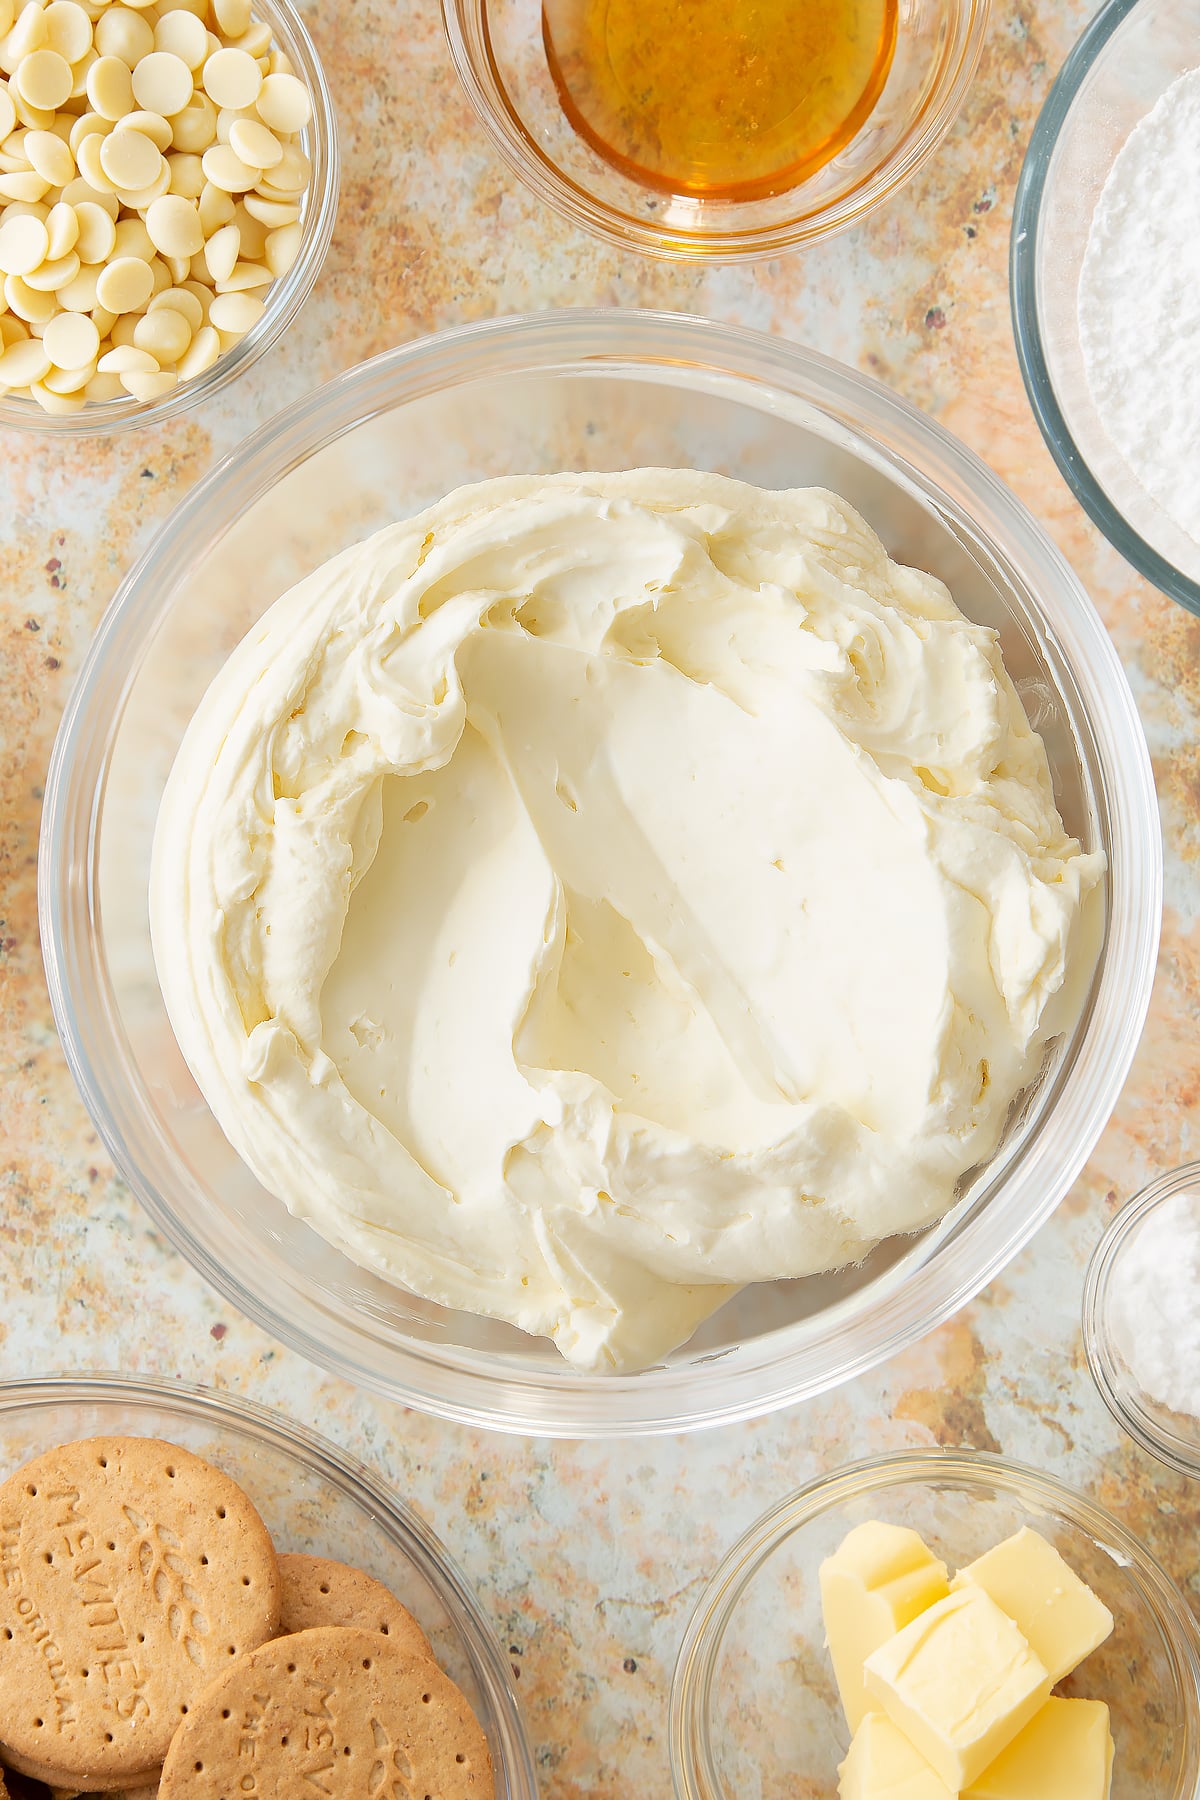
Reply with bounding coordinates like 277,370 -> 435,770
159,1627 -> 494,1799
0,1437 -> 281,1785
276,1556 -> 432,1661
3,1747 -> 160,1790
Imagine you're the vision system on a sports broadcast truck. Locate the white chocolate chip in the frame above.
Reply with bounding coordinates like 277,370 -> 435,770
123,107 -> 173,149
132,48 -> 193,114
23,124 -> 74,183
133,300 -> 189,357
97,339 -> 158,369
95,250 -> 153,310
201,45 -> 259,109
94,6 -> 155,66
214,255 -> 267,291
240,190 -> 296,227
263,217 -> 298,277
56,260 -> 101,307
175,314 -> 216,375
86,53 -> 135,120
212,0 -> 250,38
4,269 -> 56,318
44,1 -> 94,66
200,139 -> 256,190
254,70 -> 309,134
166,148 -> 204,195
227,113 -> 277,169
170,88 -> 216,152
82,367 -> 124,399
113,215 -> 154,259
206,285 -> 259,332
29,376 -> 86,410
23,249 -> 81,289
196,175 -> 233,232
0,168 -> 49,201
153,7 -> 208,67
67,112 -> 109,156
99,122 -> 162,188
42,304 -> 99,366
120,365 -> 176,398
202,216 -> 235,278
0,209 -> 48,273
16,46 -> 74,109
149,280 -> 202,325
43,355 -> 98,391
0,332 -> 52,383
44,197 -> 79,258
73,197 -> 117,261
145,189 -> 202,254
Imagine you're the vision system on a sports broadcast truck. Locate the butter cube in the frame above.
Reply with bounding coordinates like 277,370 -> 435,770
820,1522 -> 951,1731
838,1712 -> 955,1799
963,1697 -> 1114,1799
863,1585 -> 1052,1789
952,1528 -> 1113,1684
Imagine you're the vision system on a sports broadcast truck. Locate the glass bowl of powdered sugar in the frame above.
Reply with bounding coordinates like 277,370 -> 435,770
1084,1162 -> 1200,1477
1011,0 -> 1200,616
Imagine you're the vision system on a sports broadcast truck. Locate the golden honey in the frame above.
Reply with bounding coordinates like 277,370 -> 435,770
542,0 -> 898,202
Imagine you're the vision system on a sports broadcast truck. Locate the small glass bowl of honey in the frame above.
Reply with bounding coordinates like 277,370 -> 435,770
442,0 -> 989,258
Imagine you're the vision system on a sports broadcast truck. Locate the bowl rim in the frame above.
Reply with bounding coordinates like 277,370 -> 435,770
1009,0 -> 1200,618
0,1368 -> 539,1800
440,0 -> 991,259
0,0 -> 340,439
38,307 -> 1162,1437
1083,1161 -> 1200,1479
668,1445 -> 1200,1800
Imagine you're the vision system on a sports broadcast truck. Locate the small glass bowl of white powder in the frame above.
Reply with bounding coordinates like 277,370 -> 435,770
1012,0 -> 1200,617
1084,1162 -> 1200,1476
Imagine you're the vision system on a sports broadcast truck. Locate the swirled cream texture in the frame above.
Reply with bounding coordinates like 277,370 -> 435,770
151,472 -> 1102,1372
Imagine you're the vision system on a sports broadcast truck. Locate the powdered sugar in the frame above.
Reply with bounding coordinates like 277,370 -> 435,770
1078,68 -> 1200,549
1109,1190 -> 1200,1419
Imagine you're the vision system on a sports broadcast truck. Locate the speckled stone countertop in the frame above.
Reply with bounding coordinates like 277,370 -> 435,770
2,0 -> 1199,1792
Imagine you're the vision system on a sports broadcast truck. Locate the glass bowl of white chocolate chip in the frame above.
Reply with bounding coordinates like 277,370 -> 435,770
0,0 -> 337,428
39,309 -> 1161,1435
670,1449 -> 1200,1800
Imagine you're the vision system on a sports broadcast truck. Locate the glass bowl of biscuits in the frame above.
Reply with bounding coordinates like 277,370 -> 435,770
0,1371 -> 537,1798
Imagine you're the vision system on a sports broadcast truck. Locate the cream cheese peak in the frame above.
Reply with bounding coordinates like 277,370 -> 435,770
150,471 -> 1102,1372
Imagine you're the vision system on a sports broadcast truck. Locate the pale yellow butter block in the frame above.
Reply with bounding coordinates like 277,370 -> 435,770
962,1697 -> 1115,1799
863,1585 -> 1052,1790
952,1527 -> 1114,1684
820,1521 -> 951,1732
838,1712 -> 955,1800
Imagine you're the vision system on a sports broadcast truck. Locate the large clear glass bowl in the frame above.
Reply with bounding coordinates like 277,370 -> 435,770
1010,0 -> 1200,614
0,1372 -> 537,1798
39,309 -> 1161,1436
669,1450 -> 1200,1798
442,0 -> 988,259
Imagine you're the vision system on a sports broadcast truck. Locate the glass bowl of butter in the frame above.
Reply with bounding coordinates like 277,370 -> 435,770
39,308 -> 1160,1436
0,1371 -> 538,1800
670,1449 -> 1200,1799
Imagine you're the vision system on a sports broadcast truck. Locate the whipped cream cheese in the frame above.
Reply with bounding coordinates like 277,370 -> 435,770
150,472 -> 1102,1372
